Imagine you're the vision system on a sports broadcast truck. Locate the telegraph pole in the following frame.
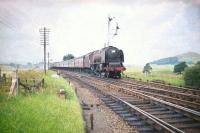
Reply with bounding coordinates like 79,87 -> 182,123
48,52 -> 50,70
39,27 -> 50,75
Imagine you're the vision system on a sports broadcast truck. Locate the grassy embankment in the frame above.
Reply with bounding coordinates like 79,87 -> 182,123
0,70 -> 85,133
124,65 -> 184,86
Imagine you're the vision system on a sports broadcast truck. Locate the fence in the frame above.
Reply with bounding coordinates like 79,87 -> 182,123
19,78 -> 44,93
0,68 -> 45,96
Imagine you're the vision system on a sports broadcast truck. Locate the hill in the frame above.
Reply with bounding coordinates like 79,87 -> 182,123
150,52 -> 200,65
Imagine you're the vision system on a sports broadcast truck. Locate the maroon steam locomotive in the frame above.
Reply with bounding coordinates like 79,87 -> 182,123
51,46 -> 125,78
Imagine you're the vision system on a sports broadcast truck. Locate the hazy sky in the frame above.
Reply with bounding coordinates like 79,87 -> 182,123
0,0 -> 200,65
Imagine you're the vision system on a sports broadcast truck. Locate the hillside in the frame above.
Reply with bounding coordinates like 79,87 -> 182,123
150,52 -> 200,65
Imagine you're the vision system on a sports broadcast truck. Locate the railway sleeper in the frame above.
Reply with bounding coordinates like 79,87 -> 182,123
129,101 -> 150,105
173,122 -> 200,129
109,105 -> 125,109
135,104 -> 157,108
136,105 -> 162,110
125,117 -> 158,132
103,100 -> 115,104
128,121 -> 146,126
115,110 -> 130,114
163,117 -> 193,123
148,110 -> 175,115
155,113 -> 183,119
105,102 -> 121,106
119,113 -> 133,117
143,107 -> 168,112
136,126 -> 157,133
112,107 -> 126,111
124,116 -> 141,121
101,97 -> 114,101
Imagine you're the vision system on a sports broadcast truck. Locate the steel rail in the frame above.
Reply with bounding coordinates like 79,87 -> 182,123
69,73 -> 182,133
115,96 -> 185,133
64,71 -> 200,132
74,74 -> 185,133
122,78 -> 200,95
106,82 -> 200,110
112,79 -> 200,103
108,83 -> 200,120
80,75 -> 200,120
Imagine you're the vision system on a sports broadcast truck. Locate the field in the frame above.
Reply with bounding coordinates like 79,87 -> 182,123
123,65 -> 184,86
0,70 -> 85,133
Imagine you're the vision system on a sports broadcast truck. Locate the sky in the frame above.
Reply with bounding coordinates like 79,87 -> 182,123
0,0 -> 200,65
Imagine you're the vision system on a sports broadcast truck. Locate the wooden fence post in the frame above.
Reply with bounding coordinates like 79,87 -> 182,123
3,73 -> 6,84
75,87 -> 77,94
33,78 -> 35,86
18,78 -> 20,93
42,79 -> 44,88
90,113 -> 94,130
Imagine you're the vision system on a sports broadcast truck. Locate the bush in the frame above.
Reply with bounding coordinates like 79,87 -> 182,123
174,62 -> 187,74
143,63 -> 152,75
184,63 -> 200,88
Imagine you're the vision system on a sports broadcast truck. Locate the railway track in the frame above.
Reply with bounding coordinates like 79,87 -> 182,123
122,78 -> 200,95
62,71 -> 200,133
120,78 -> 200,96
95,78 -> 200,111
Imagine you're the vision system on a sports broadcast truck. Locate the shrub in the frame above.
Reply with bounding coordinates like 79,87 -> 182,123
184,63 -> 200,88
174,62 -> 187,74
143,63 -> 152,75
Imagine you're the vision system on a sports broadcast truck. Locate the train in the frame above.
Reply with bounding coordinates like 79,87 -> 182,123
51,46 -> 125,78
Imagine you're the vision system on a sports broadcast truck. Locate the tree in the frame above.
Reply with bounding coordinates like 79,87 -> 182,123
27,62 -> 33,68
9,63 -> 16,68
63,54 -> 74,61
196,61 -> 200,65
184,62 -> 200,88
174,62 -> 187,74
143,63 -> 152,75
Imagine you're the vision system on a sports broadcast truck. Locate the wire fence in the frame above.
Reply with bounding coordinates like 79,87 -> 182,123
0,68 -> 45,96
19,78 -> 44,93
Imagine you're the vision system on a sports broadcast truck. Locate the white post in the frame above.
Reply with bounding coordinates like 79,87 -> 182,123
106,16 -> 114,47
16,69 -> 18,95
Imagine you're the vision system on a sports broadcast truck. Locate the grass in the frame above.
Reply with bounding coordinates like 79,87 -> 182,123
124,65 -> 184,86
0,70 -> 85,133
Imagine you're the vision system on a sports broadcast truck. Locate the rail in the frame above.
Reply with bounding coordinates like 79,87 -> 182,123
69,72 -> 184,133
63,71 -> 200,132
115,96 -> 184,133
108,83 -> 200,120
123,78 -> 200,95
78,74 -> 200,120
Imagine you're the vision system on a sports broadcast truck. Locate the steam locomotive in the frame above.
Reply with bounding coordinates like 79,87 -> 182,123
51,46 -> 125,78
